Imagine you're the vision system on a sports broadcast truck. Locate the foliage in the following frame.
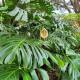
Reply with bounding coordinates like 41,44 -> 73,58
64,13 -> 80,21
0,0 -> 80,80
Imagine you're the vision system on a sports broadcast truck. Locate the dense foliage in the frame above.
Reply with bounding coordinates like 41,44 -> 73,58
0,0 -> 80,80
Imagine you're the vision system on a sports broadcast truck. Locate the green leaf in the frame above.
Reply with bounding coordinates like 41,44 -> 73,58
55,55 -> 65,69
0,64 -> 19,80
8,7 -> 19,16
23,71 -> 31,80
66,48 -> 80,56
39,68 -> 49,80
24,45 -> 32,69
48,52 -> 58,64
31,70 -> 39,80
20,0 -> 30,4
21,11 -> 28,22
0,5 -> 8,11
34,47 -> 43,67
15,9 -> 23,21
68,58 -> 80,80
0,36 -> 49,69
20,46 -> 31,68
0,37 -> 26,64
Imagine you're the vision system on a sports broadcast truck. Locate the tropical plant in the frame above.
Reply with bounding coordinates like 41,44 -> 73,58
0,0 -> 80,80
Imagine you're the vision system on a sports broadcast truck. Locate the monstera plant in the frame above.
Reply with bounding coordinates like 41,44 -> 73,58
0,0 -> 80,80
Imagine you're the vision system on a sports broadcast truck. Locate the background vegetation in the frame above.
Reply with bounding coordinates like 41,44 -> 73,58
0,0 -> 80,80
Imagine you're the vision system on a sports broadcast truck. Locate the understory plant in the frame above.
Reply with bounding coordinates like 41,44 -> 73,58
0,0 -> 80,80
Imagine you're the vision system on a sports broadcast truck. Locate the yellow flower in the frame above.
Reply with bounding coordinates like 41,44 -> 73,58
40,28 -> 48,39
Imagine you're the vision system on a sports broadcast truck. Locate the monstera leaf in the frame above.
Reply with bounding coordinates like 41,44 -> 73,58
0,64 -> 19,80
0,64 -> 49,80
68,58 -> 80,80
31,68 -> 49,80
8,7 -> 28,22
0,36 -> 51,69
